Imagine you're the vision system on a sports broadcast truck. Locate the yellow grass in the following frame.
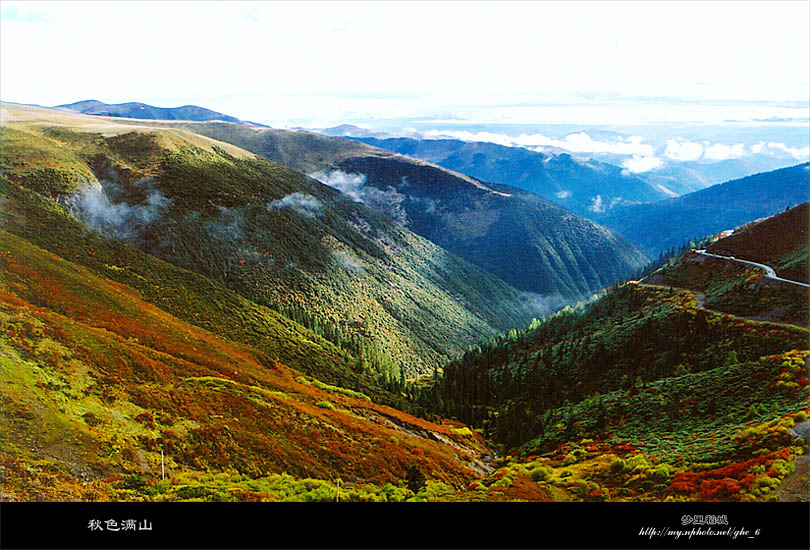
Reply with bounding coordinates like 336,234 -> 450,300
0,102 -> 256,159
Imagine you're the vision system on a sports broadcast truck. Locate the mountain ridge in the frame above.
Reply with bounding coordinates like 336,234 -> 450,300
596,163 -> 810,256
54,99 -> 260,125
415,204 -> 809,501
149,120 -> 649,298
0,103 -> 540,377
349,136 -> 698,216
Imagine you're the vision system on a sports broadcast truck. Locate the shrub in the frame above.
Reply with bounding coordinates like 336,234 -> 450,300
609,458 -> 627,474
119,474 -> 147,491
586,488 -> 610,502
530,466 -> 552,482
563,453 -> 579,466
405,465 -> 426,494
652,464 -> 672,481
315,400 -> 335,410
82,412 -> 101,427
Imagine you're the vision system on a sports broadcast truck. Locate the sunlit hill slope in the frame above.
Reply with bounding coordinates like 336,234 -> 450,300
0,103 -> 541,379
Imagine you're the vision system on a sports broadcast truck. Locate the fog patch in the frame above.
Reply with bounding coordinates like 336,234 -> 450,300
68,178 -> 171,240
589,194 -> 605,213
520,292 -> 568,316
410,196 -> 440,215
310,170 -> 368,202
268,193 -> 323,218
205,206 -> 245,244
332,249 -> 366,273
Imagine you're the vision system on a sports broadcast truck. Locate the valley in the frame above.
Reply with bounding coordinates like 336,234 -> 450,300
0,102 -> 807,505
152,120 -> 650,298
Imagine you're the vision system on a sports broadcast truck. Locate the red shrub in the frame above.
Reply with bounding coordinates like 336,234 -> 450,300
700,478 -> 741,501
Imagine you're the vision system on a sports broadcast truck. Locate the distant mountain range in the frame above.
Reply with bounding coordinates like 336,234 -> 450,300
595,163 -> 810,256
55,99 -> 251,124
350,136 -> 695,217
25,102 -> 653,302
319,124 -> 391,139
30,101 -> 807,289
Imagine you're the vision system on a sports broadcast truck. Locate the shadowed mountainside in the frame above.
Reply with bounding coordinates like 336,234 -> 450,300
352,136 -> 693,216
158,121 -> 649,298
595,164 -> 810,256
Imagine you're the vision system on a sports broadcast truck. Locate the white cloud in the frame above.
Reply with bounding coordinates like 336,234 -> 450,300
560,133 -> 655,157
621,155 -> 663,173
310,170 -> 368,202
421,129 -> 518,147
423,129 -> 658,159
703,143 -> 747,161
555,190 -> 571,199
589,195 -> 604,213
767,142 -> 810,159
664,138 -> 704,161
267,193 -> 322,218
419,127 -> 808,170
661,138 -> 808,163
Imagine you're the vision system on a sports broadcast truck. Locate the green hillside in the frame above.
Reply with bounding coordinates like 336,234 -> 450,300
163,121 -> 649,298
336,155 -> 648,297
0,104 -> 539,377
0,229 -> 502,502
416,206 -> 809,501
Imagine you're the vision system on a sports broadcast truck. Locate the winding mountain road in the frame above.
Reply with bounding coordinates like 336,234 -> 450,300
694,250 -> 810,289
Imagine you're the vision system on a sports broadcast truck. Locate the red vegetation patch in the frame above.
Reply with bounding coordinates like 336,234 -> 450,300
666,449 -> 791,501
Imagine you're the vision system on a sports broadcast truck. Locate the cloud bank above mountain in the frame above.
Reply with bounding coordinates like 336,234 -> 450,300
408,129 -> 810,174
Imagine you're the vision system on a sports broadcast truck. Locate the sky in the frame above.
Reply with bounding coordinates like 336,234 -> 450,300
1,0 -> 808,129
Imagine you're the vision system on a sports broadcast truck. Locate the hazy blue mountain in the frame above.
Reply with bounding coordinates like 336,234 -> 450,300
319,124 -> 391,138
334,154 -> 648,299
351,137 -> 692,217
596,163 -> 810,256
55,100 -> 248,124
